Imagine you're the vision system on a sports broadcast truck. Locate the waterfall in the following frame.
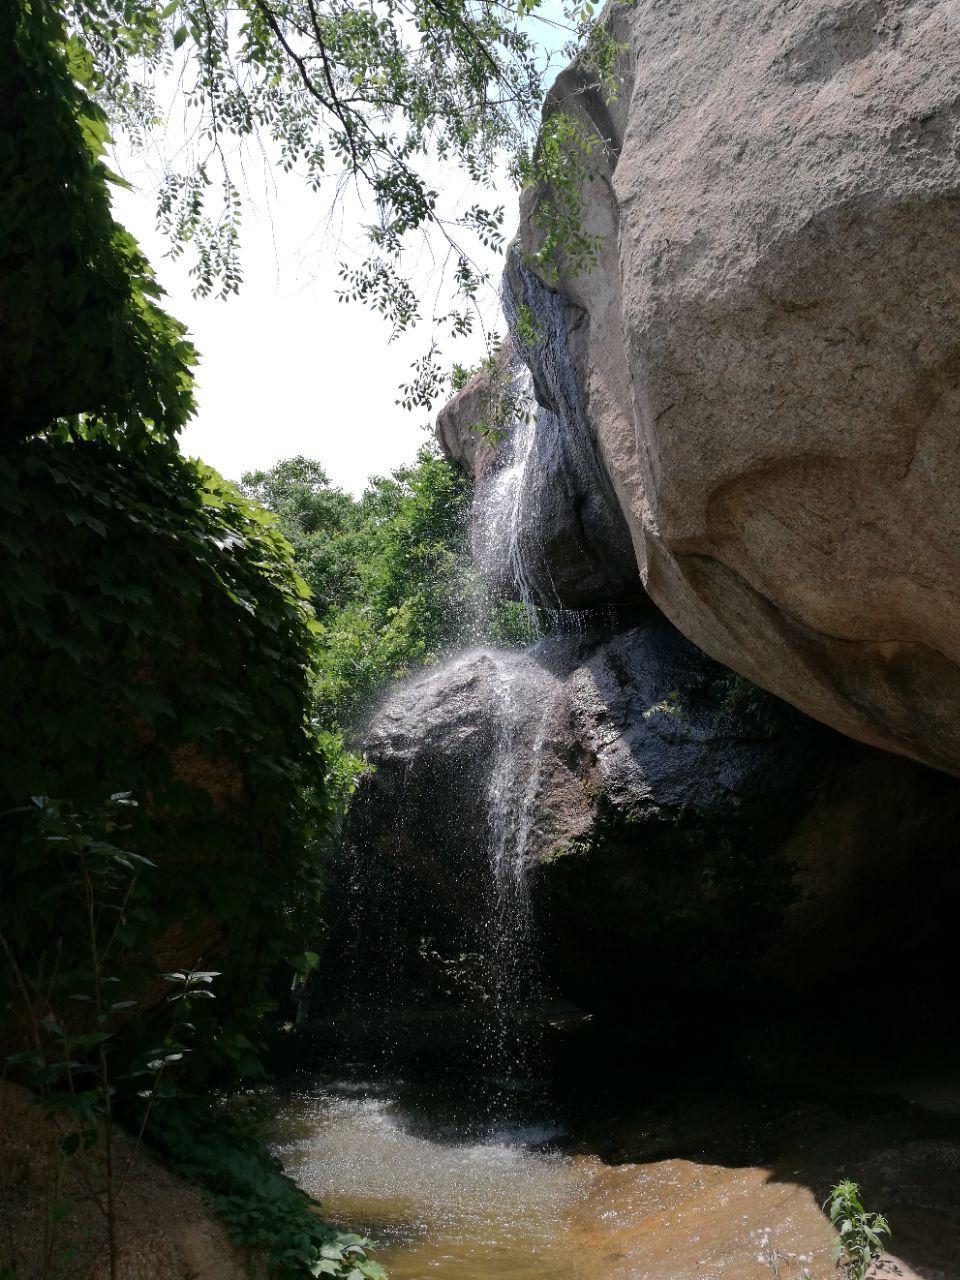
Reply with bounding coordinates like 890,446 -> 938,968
329,642 -> 569,1021
484,650 -> 556,1011
472,253 -> 639,615
471,361 -> 546,630
468,643 -> 567,1109
316,262 -> 622,1100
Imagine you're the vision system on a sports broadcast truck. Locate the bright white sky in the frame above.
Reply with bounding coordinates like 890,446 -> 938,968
108,14 -> 570,494
111,151 -> 514,495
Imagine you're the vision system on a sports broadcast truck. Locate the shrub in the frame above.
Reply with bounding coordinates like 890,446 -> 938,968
242,446 -> 537,733
827,1180 -> 891,1280
0,437 -> 347,1072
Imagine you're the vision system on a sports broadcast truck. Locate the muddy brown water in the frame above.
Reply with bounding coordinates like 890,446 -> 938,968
271,1088 -> 847,1279
274,1088 -> 583,1278
271,1011 -> 960,1280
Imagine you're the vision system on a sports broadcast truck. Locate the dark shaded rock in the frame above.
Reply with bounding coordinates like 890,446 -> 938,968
435,267 -> 642,611
342,644 -> 567,999
486,256 -> 642,609
346,618 -> 960,1015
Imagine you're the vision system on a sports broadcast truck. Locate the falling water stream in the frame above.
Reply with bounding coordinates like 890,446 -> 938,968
483,651 -> 555,1014
471,362 -> 547,629
270,360 -> 606,1278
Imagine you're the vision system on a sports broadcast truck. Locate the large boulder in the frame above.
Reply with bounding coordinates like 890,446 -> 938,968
345,619 -> 960,1014
510,0 -> 960,774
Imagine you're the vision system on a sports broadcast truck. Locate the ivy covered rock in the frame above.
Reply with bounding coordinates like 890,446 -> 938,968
0,0 -> 194,441
0,438 -> 335,1049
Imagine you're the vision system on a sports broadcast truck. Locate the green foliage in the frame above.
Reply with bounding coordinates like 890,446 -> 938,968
451,345 -> 531,449
0,0 -> 195,442
1,793 -> 173,1280
0,8 -> 393,1274
826,1180 -> 891,1280
512,302 -> 542,351
0,438 -> 347,1070
242,447 -> 533,731
62,0 -> 545,309
518,110 -> 605,284
315,449 -> 473,727
152,1099 -> 386,1279
1,795 -> 378,1280
0,441 -> 365,1271
513,4 -> 627,287
719,673 -> 784,740
52,0 -> 622,407
240,457 -> 359,621
559,0 -> 627,104
450,361 -> 485,394
642,690 -> 682,721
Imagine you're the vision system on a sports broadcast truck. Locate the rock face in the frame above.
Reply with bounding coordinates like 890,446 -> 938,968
488,0 -> 960,774
346,619 -> 960,1013
0,1082 -> 261,1280
488,258 -> 643,608
434,341 -> 512,482
439,283 -> 642,610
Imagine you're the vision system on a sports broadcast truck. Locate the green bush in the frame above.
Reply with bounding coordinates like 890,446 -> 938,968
153,1098 -> 386,1280
0,794 -> 378,1280
0,438 -> 347,1071
827,1180 -> 891,1280
242,447 -> 537,733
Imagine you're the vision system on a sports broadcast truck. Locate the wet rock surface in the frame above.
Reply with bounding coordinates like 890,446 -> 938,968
346,618 -> 960,1012
438,264 -> 641,610
487,257 -> 641,609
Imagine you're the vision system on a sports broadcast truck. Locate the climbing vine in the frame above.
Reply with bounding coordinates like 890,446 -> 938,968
0,439 -> 372,1275
0,438 -> 345,1035
0,0 -> 195,444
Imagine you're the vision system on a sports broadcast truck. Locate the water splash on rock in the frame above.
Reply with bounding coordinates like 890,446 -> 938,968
327,638 -> 576,1107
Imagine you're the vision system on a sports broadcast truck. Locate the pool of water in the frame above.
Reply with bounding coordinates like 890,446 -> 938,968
269,1012 -> 960,1280
273,1086 -> 589,1279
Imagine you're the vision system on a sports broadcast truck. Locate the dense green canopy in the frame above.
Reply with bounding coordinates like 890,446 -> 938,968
242,447 -> 535,731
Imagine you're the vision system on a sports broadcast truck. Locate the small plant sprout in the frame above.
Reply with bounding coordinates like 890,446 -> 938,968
826,1180 -> 891,1280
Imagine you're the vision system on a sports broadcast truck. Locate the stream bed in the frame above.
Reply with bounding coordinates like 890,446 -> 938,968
270,1012 -> 960,1280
